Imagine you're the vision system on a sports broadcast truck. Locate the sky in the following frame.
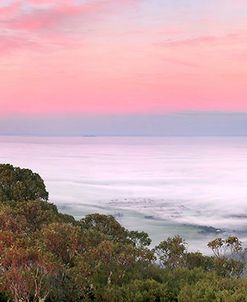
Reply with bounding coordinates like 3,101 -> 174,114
0,0 -> 247,135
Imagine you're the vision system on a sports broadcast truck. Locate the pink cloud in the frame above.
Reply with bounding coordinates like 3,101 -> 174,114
0,0 -> 139,53
2,0 -> 139,31
0,33 -> 37,54
0,1 -> 21,16
159,33 -> 244,48
8,2 -> 96,31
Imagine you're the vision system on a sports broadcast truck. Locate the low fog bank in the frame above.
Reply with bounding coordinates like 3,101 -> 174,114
1,136 -> 247,251
1,111 -> 247,136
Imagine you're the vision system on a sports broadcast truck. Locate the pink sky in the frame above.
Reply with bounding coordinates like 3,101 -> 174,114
0,0 -> 247,115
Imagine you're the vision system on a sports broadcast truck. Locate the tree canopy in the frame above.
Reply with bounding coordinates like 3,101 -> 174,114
0,164 -> 48,202
0,164 -> 247,302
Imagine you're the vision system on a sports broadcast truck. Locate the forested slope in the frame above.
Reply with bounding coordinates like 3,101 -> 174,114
0,164 -> 247,302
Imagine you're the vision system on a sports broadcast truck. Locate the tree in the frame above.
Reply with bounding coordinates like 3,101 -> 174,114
98,280 -> 169,302
14,200 -> 67,232
0,200 -> 70,234
185,252 -> 214,271
207,236 -> 245,277
155,235 -> 187,269
38,223 -> 87,264
0,164 -> 48,203
0,244 -> 59,302
66,238 -> 156,301
207,238 -> 225,258
179,274 -> 247,302
0,206 -> 28,234
80,214 -> 128,243
127,231 -> 152,248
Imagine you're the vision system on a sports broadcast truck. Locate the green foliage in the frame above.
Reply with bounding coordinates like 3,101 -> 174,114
0,164 -> 48,202
155,235 -> 187,269
208,236 -> 245,277
179,275 -> 247,302
38,223 -> 86,264
208,236 -> 243,258
0,293 -> 9,302
127,230 -> 152,248
185,252 -> 214,271
80,213 -> 128,242
1,164 -> 247,302
97,280 -> 169,302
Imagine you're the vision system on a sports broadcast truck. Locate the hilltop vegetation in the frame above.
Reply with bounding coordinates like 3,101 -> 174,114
0,164 -> 247,302
0,164 -> 48,202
